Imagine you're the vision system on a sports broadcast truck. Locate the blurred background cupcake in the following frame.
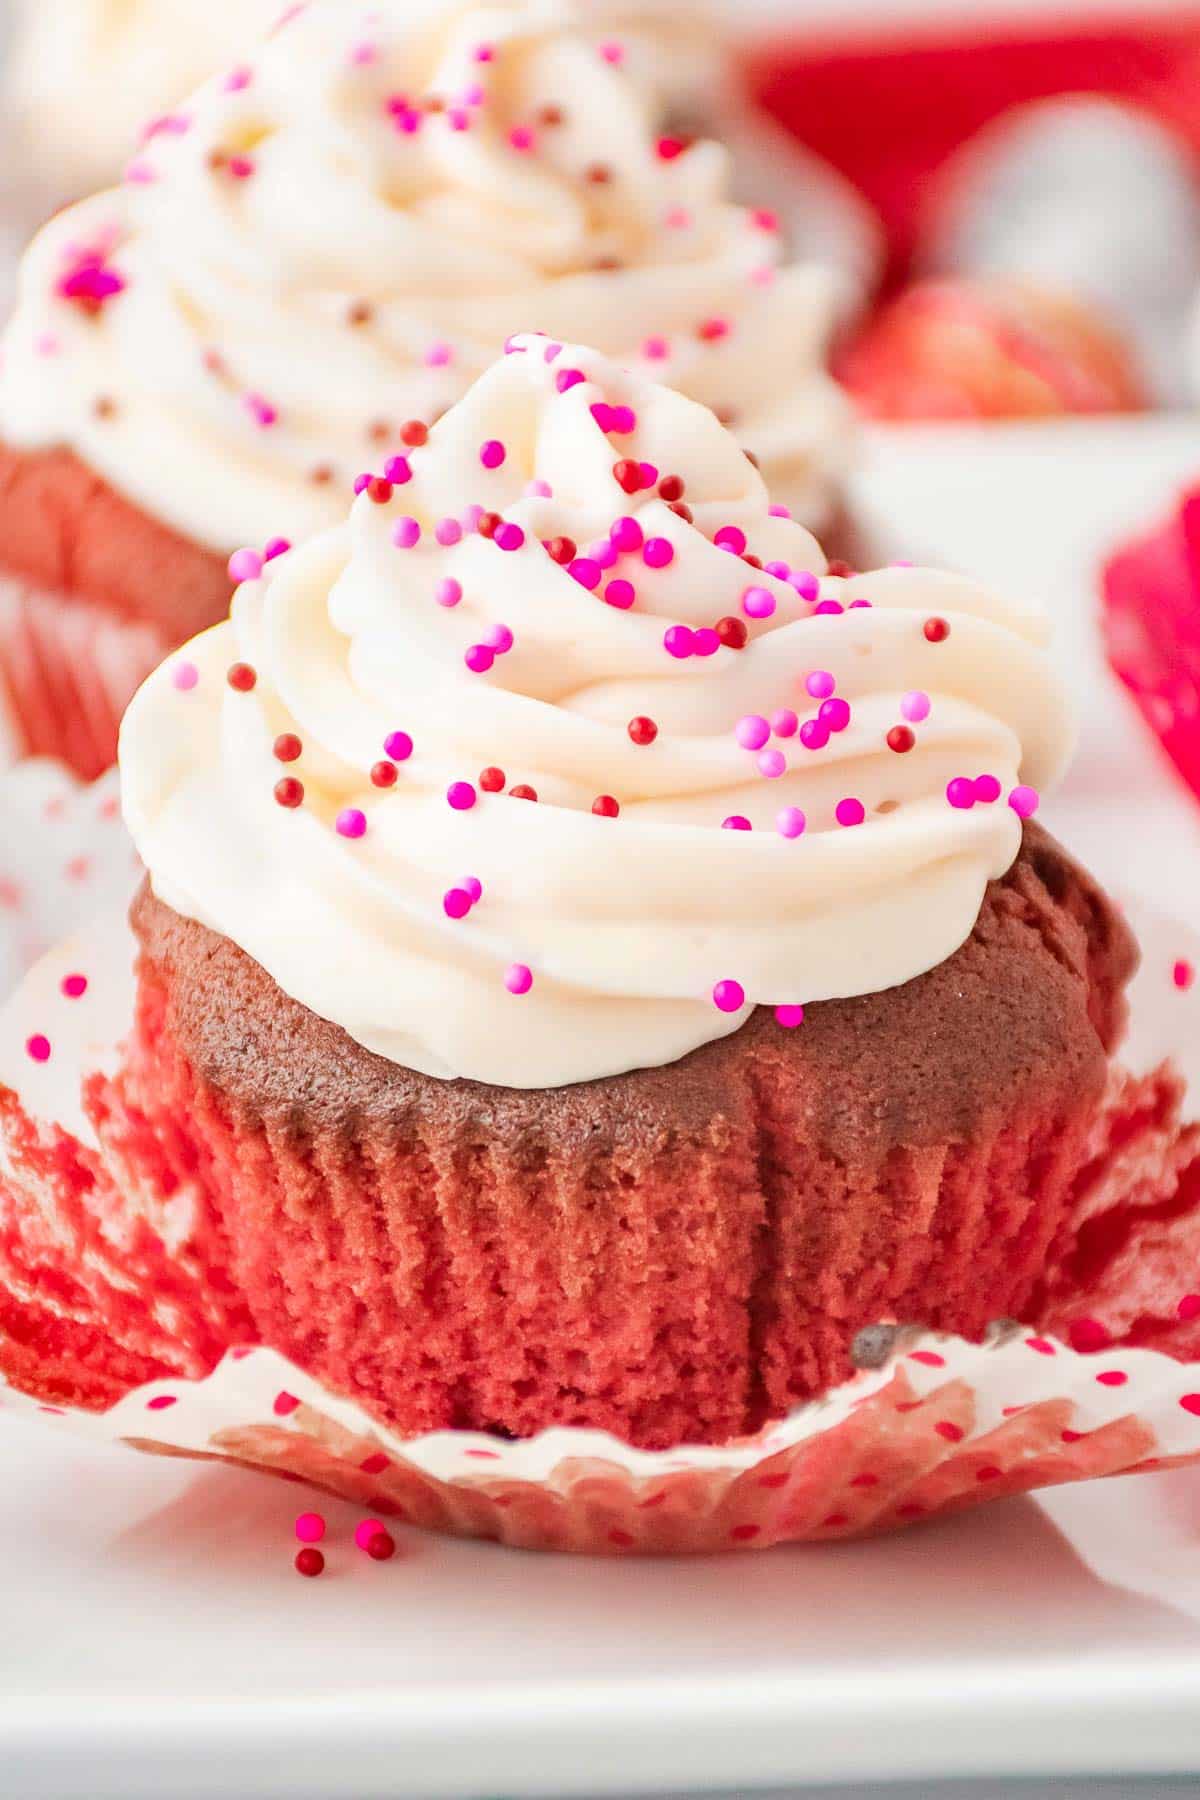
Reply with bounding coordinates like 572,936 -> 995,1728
0,0 -> 854,779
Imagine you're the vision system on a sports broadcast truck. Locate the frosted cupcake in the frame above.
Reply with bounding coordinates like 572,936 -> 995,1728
0,0 -> 848,777
101,333 -> 1187,1451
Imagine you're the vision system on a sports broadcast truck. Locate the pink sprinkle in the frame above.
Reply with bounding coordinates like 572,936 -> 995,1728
664,207 -> 692,230
384,456 -> 412,485
509,126 -> 536,152
480,439 -> 506,470
693,628 -> 719,657
946,778 -> 975,810
494,522 -> 525,552
765,562 -> 791,581
244,393 -> 278,428
712,979 -> 745,1014
642,336 -> 669,361
223,66 -> 253,92
836,798 -> 866,827
610,517 -> 644,553
1009,785 -> 1040,818
723,816 -> 752,831
506,964 -> 534,996
484,623 -> 514,654
337,809 -> 368,840
901,690 -> 930,723
776,807 -> 806,838
974,774 -> 1002,804
447,782 -> 477,811
599,39 -> 625,63
714,526 -> 746,553
392,517 -> 421,549
465,645 -> 495,674
1174,959 -> 1195,991
771,709 -> 799,739
435,517 -> 463,547
463,877 -> 483,905
444,888 -> 472,920
425,341 -> 453,368
805,670 -> 835,699
355,1518 -> 387,1552
525,479 -> 552,498
264,537 -> 291,562
775,1004 -> 805,1028
228,155 -> 255,180
735,715 -> 771,751
757,749 -> 786,779
473,42 -> 495,61
768,504 -> 792,519
26,1034 -> 51,1064
643,537 -> 674,570
436,577 -> 463,608
568,558 -> 602,591
172,661 -> 200,692
385,731 -> 413,762
587,539 -> 619,571
295,1513 -> 326,1544
791,571 -> 821,601
61,974 -> 88,999
604,578 -> 636,610
448,108 -> 471,131
228,547 -> 264,582
742,585 -> 776,620
664,626 -> 695,659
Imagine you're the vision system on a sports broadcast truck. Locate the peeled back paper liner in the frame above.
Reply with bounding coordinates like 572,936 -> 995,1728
1,768 -> 1200,1555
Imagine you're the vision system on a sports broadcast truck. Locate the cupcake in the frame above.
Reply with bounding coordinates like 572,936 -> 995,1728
0,0 -> 849,779
99,331 -> 1195,1454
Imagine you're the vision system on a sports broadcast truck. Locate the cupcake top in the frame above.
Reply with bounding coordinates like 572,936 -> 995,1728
121,335 -> 1074,1090
0,0 -> 847,554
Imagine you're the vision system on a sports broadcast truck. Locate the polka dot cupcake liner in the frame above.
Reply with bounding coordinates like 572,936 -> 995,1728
1,770 -> 1200,1553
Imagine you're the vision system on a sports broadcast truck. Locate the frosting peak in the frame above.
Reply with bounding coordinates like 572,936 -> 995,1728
0,0 -> 848,554
121,337 -> 1074,1089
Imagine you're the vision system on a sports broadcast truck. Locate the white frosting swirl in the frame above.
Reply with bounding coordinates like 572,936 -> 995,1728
121,337 -> 1074,1089
0,0 -> 848,554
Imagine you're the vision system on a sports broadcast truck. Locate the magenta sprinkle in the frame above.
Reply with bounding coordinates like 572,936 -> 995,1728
735,714 -> 771,751
692,627 -> 719,657
768,504 -> 793,519
1009,784 -> 1040,818
765,562 -> 791,580
901,690 -> 931,723
836,798 -> 866,827
447,781 -> 477,811
264,537 -> 291,562
714,526 -> 746,553
444,888 -> 472,920
436,517 -> 463,547
723,815 -> 752,831
295,1513 -> 326,1545
610,516 -> 644,553
805,670 -> 835,700
337,809 -> 367,840
775,1004 -> 805,1029
484,623 -> 514,654
385,731 -> 414,762
638,463 -> 659,489
610,406 -> 637,434
820,697 -> 851,733
494,522 -> 525,552
480,439 -> 506,470
425,341 -> 452,367
244,393 -> 277,428
799,719 -> 829,751
790,571 -> 821,601
604,578 -> 636,610
664,625 -> 695,659
713,979 -> 746,1013
757,749 -> 786,779
974,774 -> 1002,804
465,645 -> 495,674
228,547 -> 264,583
61,974 -> 88,999
463,877 -> 483,905
771,709 -> 799,739
946,778 -> 976,810
506,964 -> 534,996
392,517 -> 421,549
556,368 -> 585,393
355,1519 -> 386,1552
742,586 -> 776,620
383,455 -> 412,485
814,600 -> 845,616
643,537 -> 674,570
354,473 -> 371,495
776,807 -> 806,839
587,539 -> 619,571
26,1034 -> 51,1064
436,577 -> 463,608
568,557 -> 603,590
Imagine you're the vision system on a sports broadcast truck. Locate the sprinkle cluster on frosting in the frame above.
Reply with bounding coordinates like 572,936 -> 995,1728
121,335 -> 1073,1089
0,0 -> 848,558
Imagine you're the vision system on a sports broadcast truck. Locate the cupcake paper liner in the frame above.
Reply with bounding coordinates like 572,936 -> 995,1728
0,574 -> 171,782
1,769 -> 1200,1554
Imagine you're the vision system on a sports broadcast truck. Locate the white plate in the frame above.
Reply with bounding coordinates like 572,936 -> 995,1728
4,417 -> 1200,1799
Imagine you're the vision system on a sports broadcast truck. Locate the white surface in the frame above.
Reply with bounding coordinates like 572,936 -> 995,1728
4,418 -> 1200,1797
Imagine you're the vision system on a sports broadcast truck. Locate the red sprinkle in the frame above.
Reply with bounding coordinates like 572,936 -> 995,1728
613,459 -> 644,495
366,1532 -> 397,1562
510,783 -> 538,801
658,474 -> 685,501
924,617 -> 951,643
371,760 -> 399,788
628,716 -> 658,746
479,766 -> 506,792
226,662 -> 257,692
592,795 -> 620,817
887,725 -> 915,754
476,511 -> 502,540
399,419 -> 428,446
274,733 -> 302,763
546,536 -> 576,565
274,777 -> 305,809
716,616 -> 748,649
366,477 -> 393,506
294,1548 -> 325,1579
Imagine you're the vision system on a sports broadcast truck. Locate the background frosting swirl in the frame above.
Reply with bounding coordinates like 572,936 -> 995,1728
121,336 -> 1074,1089
0,0 -> 848,553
